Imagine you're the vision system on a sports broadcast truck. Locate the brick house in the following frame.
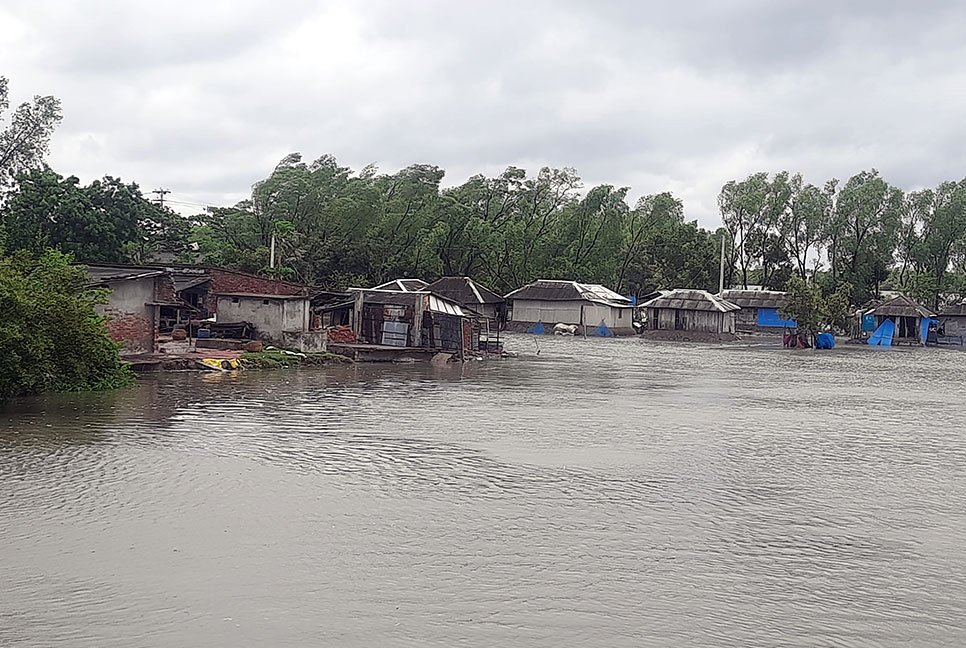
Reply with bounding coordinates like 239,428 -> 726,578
86,265 -> 184,355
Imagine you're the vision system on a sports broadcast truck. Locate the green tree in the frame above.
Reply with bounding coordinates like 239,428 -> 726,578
0,249 -> 132,399
1,168 -> 190,263
0,77 -> 62,195
829,169 -> 903,303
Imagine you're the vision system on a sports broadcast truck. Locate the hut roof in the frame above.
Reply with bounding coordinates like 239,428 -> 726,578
939,301 -> 966,317
504,280 -> 632,306
867,294 -> 935,318
424,276 -> 504,305
641,289 -> 740,313
719,289 -> 786,309
372,278 -> 428,292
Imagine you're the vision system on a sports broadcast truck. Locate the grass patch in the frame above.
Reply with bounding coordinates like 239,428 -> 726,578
241,350 -> 352,369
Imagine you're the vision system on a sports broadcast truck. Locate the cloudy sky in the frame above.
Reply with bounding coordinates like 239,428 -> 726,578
3,0 -> 966,226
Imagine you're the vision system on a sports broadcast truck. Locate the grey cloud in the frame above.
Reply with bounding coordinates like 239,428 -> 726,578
5,0 -> 966,228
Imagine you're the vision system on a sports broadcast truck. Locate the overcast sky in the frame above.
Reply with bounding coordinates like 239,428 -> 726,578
3,0 -> 966,226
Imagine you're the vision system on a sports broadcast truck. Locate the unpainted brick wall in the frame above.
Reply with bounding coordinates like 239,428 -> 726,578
103,310 -> 155,354
155,275 -> 176,302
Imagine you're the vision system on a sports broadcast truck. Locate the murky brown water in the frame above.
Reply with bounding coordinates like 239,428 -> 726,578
3,335 -> 966,647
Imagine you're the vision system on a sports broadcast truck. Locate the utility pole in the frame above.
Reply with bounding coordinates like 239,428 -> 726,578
269,233 -> 276,268
151,188 -> 170,208
718,235 -> 726,295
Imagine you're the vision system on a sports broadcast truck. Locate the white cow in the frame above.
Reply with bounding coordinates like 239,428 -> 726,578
553,323 -> 578,336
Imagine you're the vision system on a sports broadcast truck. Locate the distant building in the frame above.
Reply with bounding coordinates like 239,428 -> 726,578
349,288 -> 472,354
424,276 -> 506,325
504,279 -> 635,335
720,289 -> 795,334
640,289 -> 740,339
85,262 -> 324,351
864,294 -> 935,345
938,302 -> 966,344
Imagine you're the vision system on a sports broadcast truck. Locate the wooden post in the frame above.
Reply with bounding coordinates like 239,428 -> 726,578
353,290 -> 364,339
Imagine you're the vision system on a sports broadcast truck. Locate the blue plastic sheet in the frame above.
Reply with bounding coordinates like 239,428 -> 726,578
868,319 -> 895,346
526,321 -> 545,334
816,332 -> 836,349
862,313 -> 876,331
590,320 -> 614,337
757,307 -> 797,327
920,317 -> 935,343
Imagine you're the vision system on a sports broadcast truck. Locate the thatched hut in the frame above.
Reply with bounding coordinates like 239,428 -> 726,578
864,294 -> 935,345
640,289 -> 740,340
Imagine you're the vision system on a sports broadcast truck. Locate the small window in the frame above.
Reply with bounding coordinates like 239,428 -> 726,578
618,310 -> 623,319
263,299 -> 270,305
231,297 -> 239,304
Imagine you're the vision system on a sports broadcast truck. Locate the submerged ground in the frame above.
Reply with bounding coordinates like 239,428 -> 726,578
2,335 -> 965,647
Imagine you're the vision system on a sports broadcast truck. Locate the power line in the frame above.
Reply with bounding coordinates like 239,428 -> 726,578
150,188 -> 171,208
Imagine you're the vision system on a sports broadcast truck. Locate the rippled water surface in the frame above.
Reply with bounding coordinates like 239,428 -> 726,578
3,335 -> 966,647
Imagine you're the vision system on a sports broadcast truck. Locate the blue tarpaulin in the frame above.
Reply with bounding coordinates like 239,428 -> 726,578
862,313 -> 876,331
527,321 -> 545,334
920,317 -> 936,344
757,307 -> 797,327
868,319 -> 895,346
590,320 -> 614,337
816,332 -> 836,349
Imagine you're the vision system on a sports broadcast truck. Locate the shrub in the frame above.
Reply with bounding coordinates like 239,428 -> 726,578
0,249 -> 132,399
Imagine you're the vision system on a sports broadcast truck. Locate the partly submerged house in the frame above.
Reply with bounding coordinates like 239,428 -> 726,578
504,279 -> 635,335
640,289 -> 740,339
720,289 -> 795,334
343,288 -> 476,357
864,294 -> 936,346
424,276 -> 506,325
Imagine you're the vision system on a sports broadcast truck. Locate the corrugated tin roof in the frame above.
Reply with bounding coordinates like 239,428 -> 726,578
172,274 -> 211,292
86,265 -> 164,283
640,289 -> 741,312
372,278 -> 428,292
720,289 -> 786,309
867,294 -> 935,318
504,280 -> 632,306
424,277 -> 504,305
351,289 -> 469,316
428,294 -> 465,316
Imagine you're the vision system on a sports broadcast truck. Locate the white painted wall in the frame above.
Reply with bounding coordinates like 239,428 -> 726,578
216,296 -> 309,341
509,299 -> 631,330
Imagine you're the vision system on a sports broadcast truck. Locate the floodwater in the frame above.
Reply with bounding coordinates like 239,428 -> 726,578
3,335 -> 966,647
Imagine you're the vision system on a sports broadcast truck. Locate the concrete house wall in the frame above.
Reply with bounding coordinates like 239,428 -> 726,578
97,277 -> 159,355
216,295 -> 310,342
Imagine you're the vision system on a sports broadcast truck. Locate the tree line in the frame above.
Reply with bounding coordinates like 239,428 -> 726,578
6,74 -> 966,311
720,169 -> 966,310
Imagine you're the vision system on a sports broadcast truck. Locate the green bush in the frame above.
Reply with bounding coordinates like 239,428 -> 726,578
0,249 -> 132,399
